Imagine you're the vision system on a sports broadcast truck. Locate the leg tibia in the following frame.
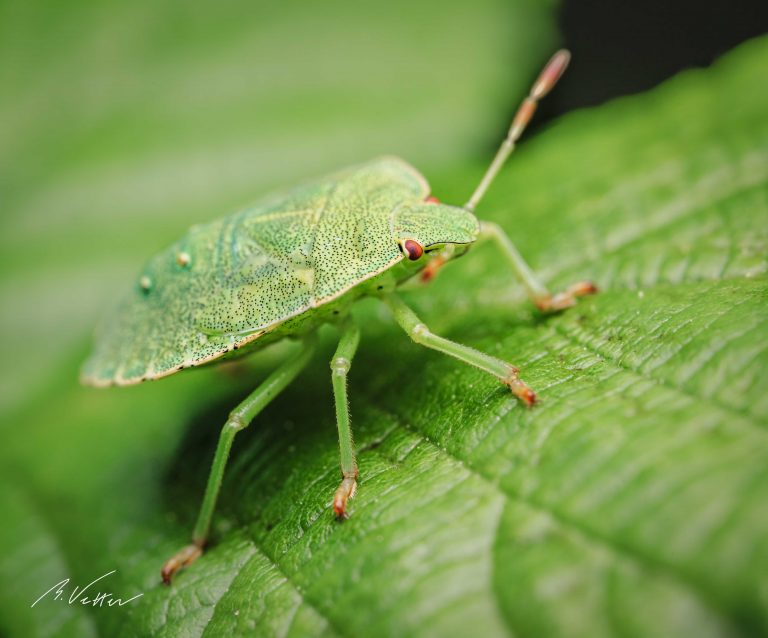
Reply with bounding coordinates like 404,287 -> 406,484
383,294 -> 536,406
478,221 -> 597,312
161,336 -> 316,584
330,318 -> 361,518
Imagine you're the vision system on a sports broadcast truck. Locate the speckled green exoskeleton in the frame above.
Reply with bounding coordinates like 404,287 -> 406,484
82,51 -> 596,583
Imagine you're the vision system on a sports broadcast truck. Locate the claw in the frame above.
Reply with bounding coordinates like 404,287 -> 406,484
503,366 -> 537,407
535,280 -> 598,313
567,280 -> 599,297
333,475 -> 357,519
161,543 -> 203,585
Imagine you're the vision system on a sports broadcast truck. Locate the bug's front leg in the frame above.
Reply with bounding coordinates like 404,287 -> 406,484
383,293 -> 537,406
161,335 -> 317,584
478,220 -> 597,312
330,317 -> 361,518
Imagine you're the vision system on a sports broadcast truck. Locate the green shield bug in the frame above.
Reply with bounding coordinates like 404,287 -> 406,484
82,50 -> 596,583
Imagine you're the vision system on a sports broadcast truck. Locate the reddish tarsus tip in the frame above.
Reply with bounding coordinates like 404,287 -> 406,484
333,496 -> 350,520
420,255 -> 446,283
521,389 -> 537,407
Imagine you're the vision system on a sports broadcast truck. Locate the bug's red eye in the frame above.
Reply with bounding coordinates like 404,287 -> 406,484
403,239 -> 424,261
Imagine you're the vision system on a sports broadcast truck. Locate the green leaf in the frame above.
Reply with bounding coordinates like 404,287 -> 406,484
2,19 -> 767,638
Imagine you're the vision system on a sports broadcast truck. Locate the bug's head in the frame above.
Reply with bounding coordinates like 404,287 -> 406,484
393,201 -> 479,269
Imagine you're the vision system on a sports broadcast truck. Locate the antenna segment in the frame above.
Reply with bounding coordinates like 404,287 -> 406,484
464,49 -> 571,212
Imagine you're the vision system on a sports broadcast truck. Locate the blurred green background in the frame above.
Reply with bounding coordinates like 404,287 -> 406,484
1,1 -> 767,637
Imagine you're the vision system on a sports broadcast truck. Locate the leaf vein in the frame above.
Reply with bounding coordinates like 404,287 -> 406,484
367,402 -> 739,633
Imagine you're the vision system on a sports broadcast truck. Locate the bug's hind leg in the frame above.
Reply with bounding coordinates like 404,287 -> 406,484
478,221 -> 597,312
330,317 -> 361,519
383,294 -> 537,406
161,335 -> 317,584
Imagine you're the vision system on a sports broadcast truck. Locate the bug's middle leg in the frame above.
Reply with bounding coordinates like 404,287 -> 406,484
478,220 -> 597,311
330,316 -> 361,518
383,293 -> 536,406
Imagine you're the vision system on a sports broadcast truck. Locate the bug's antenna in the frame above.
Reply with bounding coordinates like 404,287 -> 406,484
464,49 -> 571,212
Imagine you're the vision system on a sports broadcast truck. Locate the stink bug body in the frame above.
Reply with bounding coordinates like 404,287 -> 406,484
82,51 -> 596,583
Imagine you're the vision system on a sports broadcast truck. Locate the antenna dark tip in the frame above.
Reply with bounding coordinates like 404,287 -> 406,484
531,49 -> 571,100
464,49 -> 572,211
